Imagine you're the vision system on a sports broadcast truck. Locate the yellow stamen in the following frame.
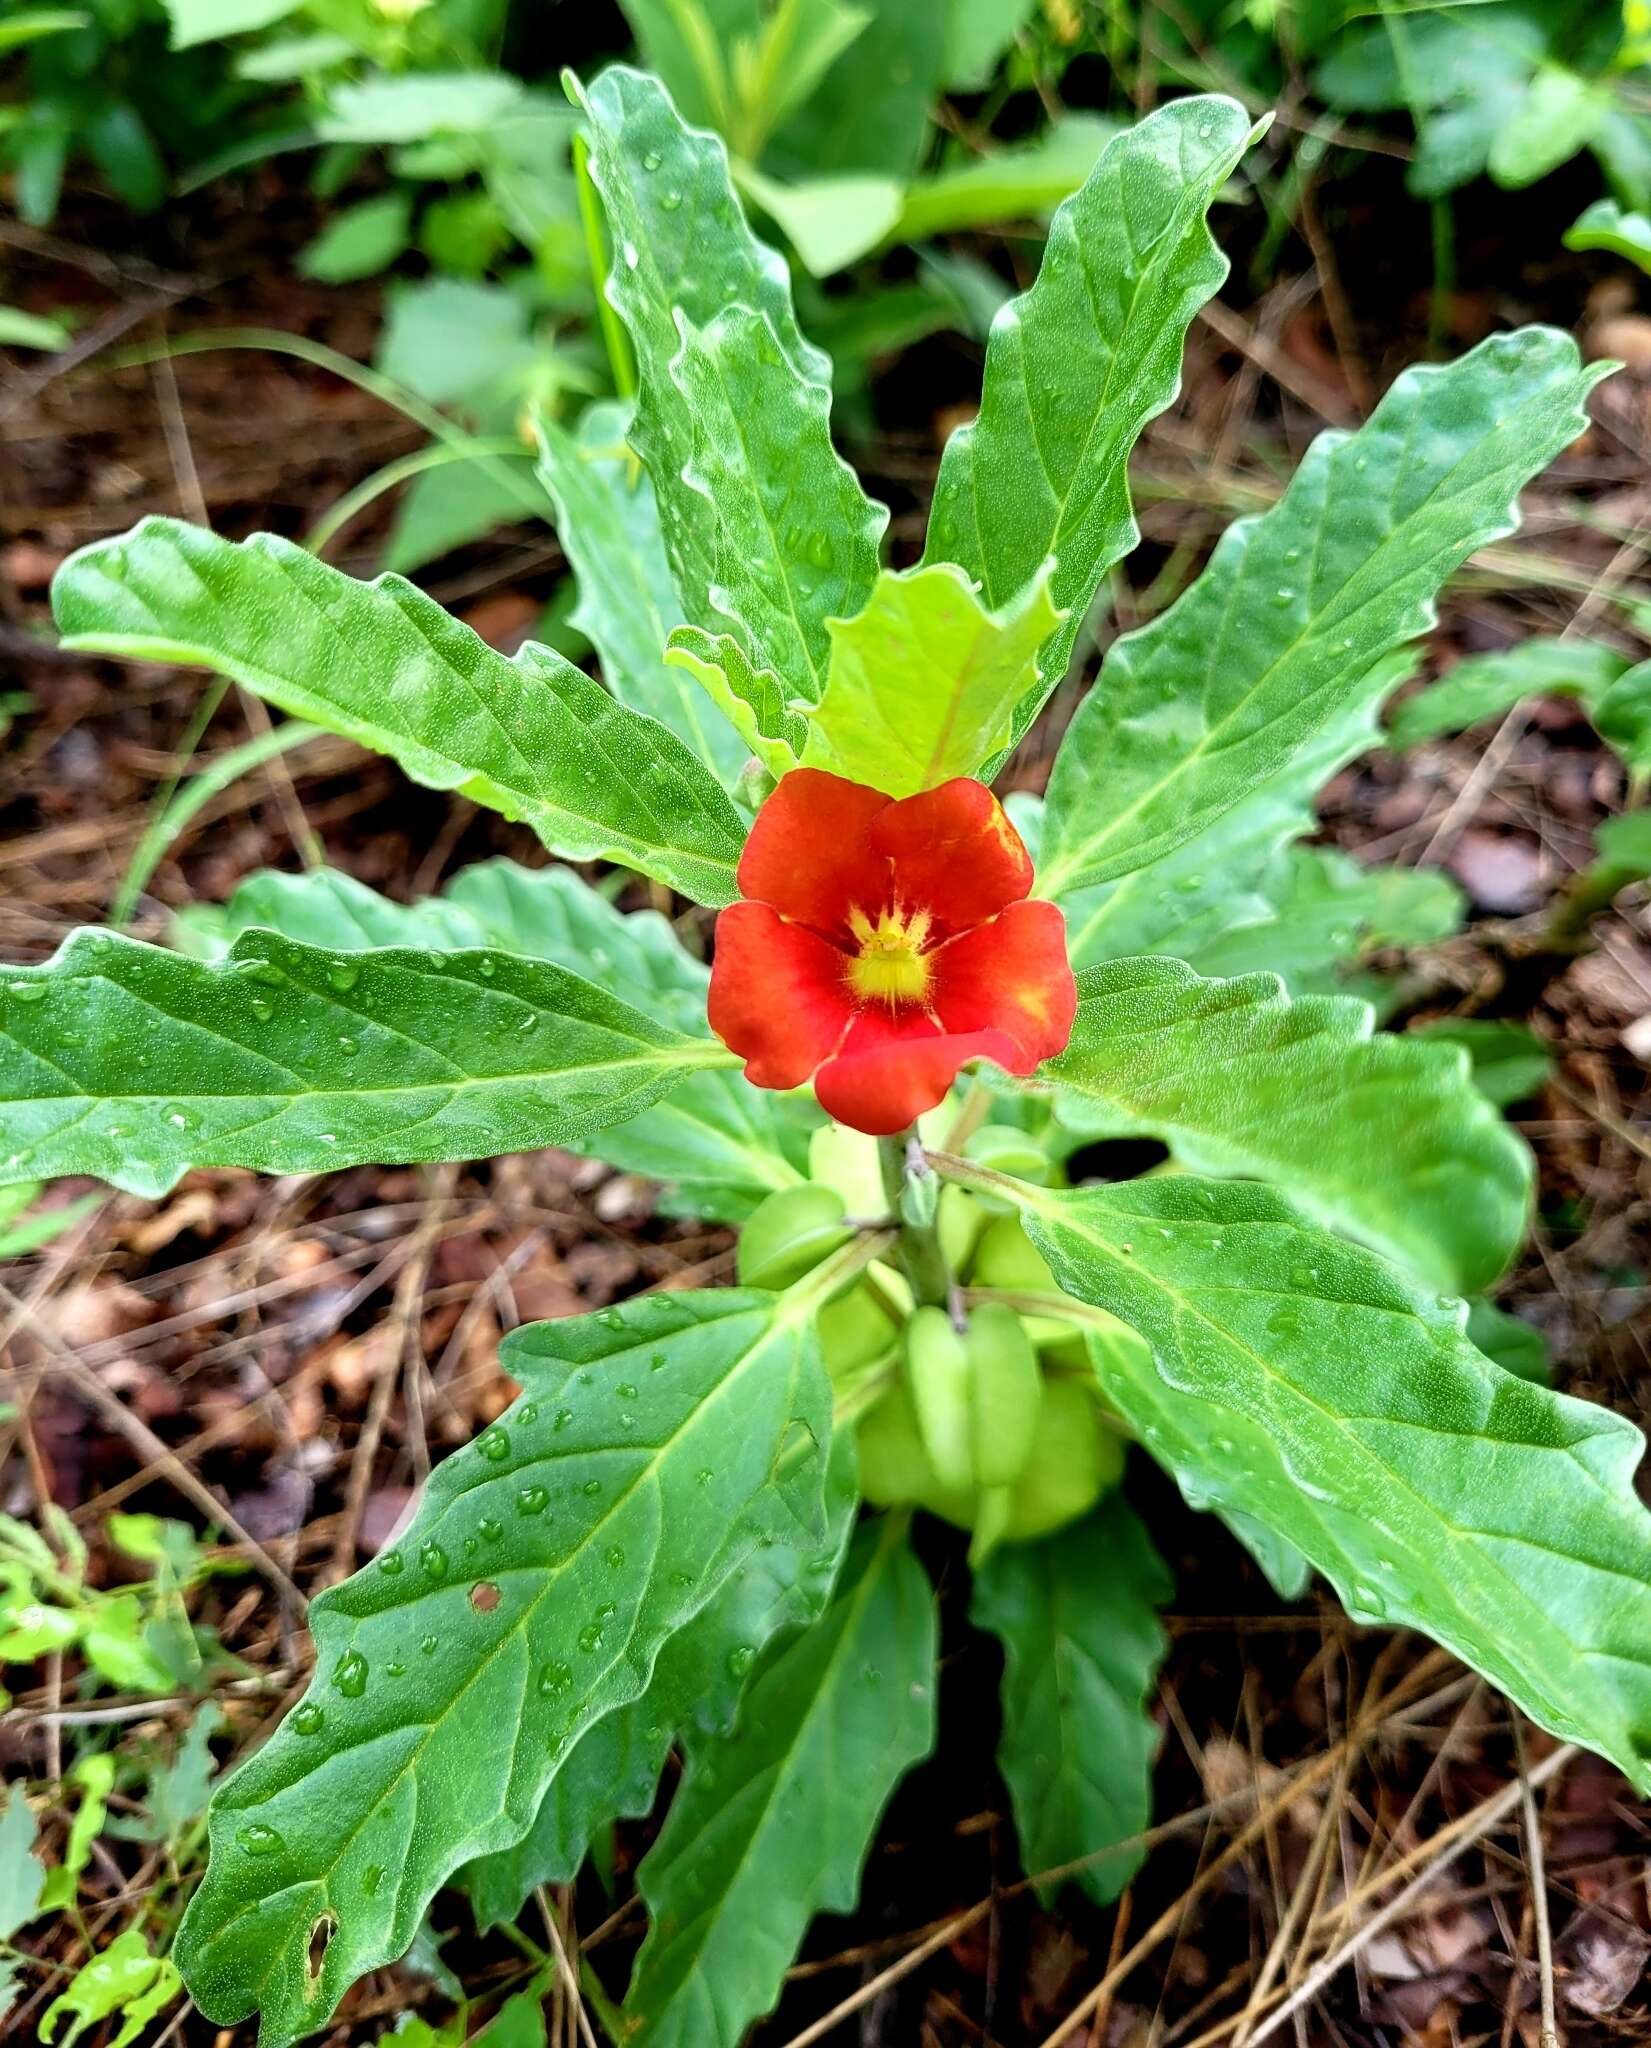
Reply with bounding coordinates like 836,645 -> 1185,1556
846,904 -> 934,1007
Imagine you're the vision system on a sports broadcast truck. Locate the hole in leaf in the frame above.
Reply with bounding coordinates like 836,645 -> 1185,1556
306,1912 -> 337,1989
1063,1137 -> 1171,1184
470,1581 -> 501,1612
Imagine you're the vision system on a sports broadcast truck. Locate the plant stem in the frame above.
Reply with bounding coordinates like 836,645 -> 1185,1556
877,1129 -> 953,1311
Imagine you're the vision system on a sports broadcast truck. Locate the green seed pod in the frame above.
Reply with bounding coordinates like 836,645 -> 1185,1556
807,1123 -> 883,1213
816,1283 -> 900,1392
937,1183 -> 986,1275
905,1304 -> 975,1494
1002,1377 -> 1127,1542
970,1214 -> 1076,1343
856,1380 -> 974,1527
964,1303 -> 1044,1488
736,1184 -> 853,1292
962,1122 -> 1051,1181
968,1484 -> 1014,1567
963,1122 -> 1051,1213
971,1212 -> 1058,1293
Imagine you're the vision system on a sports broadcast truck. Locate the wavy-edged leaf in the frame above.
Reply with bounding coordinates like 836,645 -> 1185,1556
1042,677 -> 1403,975
51,518 -> 747,907
664,625 -> 804,779
176,862 -> 815,1222
532,399 -> 747,785
1566,197 -> 1651,275
460,1433 -> 859,1929
0,927 -> 735,1200
174,1291 -> 832,2048
1184,846 -> 1464,1007
922,95 -> 1257,750
1043,958 -> 1530,1294
802,562 -> 1063,796
176,869 -> 484,960
971,1497 -> 1169,1906
1038,330 -> 1611,898
574,65 -> 887,705
1386,636 -> 1630,751
960,1169 -> 1651,1793
1412,1018 -> 1551,1110
621,1518 -> 936,2048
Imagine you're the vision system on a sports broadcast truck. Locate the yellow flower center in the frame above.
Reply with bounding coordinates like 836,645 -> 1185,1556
846,904 -> 934,1007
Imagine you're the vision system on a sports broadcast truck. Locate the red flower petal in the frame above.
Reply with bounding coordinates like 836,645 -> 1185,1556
708,902 -> 853,1090
814,1009 -> 1024,1136
932,899 -> 1077,1065
867,779 -> 1034,936
735,768 -> 892,942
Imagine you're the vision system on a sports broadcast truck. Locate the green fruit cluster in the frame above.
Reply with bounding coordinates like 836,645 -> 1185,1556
735,1171 -> 1126,1561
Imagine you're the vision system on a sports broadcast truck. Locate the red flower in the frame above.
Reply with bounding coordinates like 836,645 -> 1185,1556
708,770 -> 1077,1136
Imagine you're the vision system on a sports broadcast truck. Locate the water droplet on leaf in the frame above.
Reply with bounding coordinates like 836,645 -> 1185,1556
332,1651 -> 368,1697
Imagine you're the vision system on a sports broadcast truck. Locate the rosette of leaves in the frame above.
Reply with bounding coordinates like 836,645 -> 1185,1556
13,63 -> 1651,2048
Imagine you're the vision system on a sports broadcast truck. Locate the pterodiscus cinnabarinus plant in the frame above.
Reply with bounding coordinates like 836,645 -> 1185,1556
10,59 -> 1651,2048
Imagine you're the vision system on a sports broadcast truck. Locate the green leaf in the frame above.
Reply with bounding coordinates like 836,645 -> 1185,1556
891,116 -> 1116,243
1466,1298 -> 1550,1385
1566,197 -> 1651,276
319,73 -> 525,145
1043,695 -> 1396,973
0,304 -> 71,350
970,1169 -> 1651,1793
0,927 -> 735,1200
50,518 -> 748,907
127,1702 -> 224,1844
733,164 -> 904,277
1488,66 -> 1609,188
1037,330 -> 1609,899
944,0 -> 1039,90
1386,637 -> 1630,750
921,96 -> 1257,752
762,0 -> 945,181
1184,845 -> 1464,1008
801,562 -> 1063,796
461,1431 -> 858,1928
159,0 -> 296,48
40,1926 -> 180,2048
532,400 -> 748,784
663,626 -> 804,779
0,1786 -> 45,1941
0,1189 -> 101,1258
382,456 -> 544,578
1589,662 -> 1651,777
175,1291 -> 833,2048
378,278 -> 539,410
297,192 -> 413,283
970,1497 -> 1169,1906
573,65 -> 887,706
1571,808 -> 1651,915
179,862 -> 815,1222
178,868 -> 483,958
441,861 -> 820,1220
1042,957 -> 1531,1294
621,1518 -> 936,2048
1411,1018 -> 1551,1109
0,10 -> 88,55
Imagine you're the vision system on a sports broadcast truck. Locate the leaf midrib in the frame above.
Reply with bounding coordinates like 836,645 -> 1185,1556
1037,390 -> 1583,898
201,1302 -> 818,2011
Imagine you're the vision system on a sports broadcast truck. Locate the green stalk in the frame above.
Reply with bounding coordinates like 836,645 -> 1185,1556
877,1129 -> 953,1311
